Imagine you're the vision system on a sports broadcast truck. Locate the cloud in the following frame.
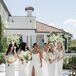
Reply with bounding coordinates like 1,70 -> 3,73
64,19 -> 76,25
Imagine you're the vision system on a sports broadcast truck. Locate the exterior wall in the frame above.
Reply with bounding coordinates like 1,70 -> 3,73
0,2 -> 8,24
6,16 -> 36,29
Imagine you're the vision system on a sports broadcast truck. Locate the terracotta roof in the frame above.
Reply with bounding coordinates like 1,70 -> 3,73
36,21 -> 72,36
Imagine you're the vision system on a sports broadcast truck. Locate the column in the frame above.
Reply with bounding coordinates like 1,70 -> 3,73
28,35 -> 31,48
22,35 -> 27,42
44,35 -> 48,43
32,35 -> 36,46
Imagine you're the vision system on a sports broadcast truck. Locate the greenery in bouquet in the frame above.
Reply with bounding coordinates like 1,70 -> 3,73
19,51 -> 32,63
48,32 -> 57,45
5,55 -> 16,64
23,51 -> 32,61
48,53 -> 54,61
56,34 -> 64,44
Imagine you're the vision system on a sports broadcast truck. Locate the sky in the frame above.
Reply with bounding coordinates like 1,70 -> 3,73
4,0 -> 76,39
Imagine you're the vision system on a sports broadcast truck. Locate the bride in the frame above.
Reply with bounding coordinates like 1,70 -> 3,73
29,43 -> 42,76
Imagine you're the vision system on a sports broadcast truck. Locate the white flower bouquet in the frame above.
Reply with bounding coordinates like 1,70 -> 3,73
47,53 -> 55,63
48,32 -> 57,45
5,55 -> 16,64
56,35 -> 64,44
48,32 -> 64,45
18,51 -> 32,63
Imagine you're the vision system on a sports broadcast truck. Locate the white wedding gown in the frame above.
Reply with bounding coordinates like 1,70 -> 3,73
6,62 -> 15,76
18,60 -> 27,76
18,50 -> 28,76
48,52 -> 57,76
5,54 -> 15,76
42,51 -> 49,76
29,53 -> 42,76
57,50 -> 64,76
54,50 -> 59,76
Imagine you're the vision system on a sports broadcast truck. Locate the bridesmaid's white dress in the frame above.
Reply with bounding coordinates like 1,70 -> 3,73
6,62 -> 15,76
18,50 -> 28,76
57,50 -> 64,76
42,51 -> 49,76
18,60 -> 27,76
54,51 -> 59,76
5,54 -> 15,76
48,52 -> 56,76
29,53 -> 42,76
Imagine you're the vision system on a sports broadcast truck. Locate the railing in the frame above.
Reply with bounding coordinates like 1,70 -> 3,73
65,53 -> 76,56
64,53 -> 76,76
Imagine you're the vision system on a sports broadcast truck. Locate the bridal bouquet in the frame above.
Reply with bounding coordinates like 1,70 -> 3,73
48,32 -> 64,45
56,35 -> 64,44
48,32 -> 57,45
18,51 -> 32,63
5,55 -> 16,64
47,53 -> 55,63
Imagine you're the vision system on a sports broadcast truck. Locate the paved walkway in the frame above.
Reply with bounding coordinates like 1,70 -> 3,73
0,64 -> 70,76
0,70 -> 70,76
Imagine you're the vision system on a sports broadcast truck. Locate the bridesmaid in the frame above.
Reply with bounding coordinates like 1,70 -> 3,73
42,43 -> 49,76
56,42 -> 64,76
48,43 -> 57,76
17,42 -> 29,76
29,43 -> 42,76
5,44 -> 17,76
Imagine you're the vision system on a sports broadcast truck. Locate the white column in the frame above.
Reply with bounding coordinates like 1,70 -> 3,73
22,35 -> 27,42
44,35 -> 48,43
32,35 -> 36,45
28,35 -> 31,48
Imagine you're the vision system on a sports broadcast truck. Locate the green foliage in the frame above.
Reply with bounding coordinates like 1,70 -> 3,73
63,56 -> 76,69
0,16 -> 7,53
69,39 -> 76,53
0,53 -> 5,64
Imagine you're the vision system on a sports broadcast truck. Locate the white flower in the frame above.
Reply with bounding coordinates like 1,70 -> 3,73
19,51 -> 32,62
48,53 -> 54,60
5,55 -> 16,63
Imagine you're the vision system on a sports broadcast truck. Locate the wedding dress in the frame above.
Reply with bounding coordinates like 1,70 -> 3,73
5,54 -> 15,76
29,53 -> 42,76
48,52 -> 56,76
42,51 -> 49,76
18,50 -> 28,76
54,50 -> 59,76
57,50 -> 64,76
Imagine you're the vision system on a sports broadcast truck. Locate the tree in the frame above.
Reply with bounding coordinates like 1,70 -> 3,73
0,16 -> 3,52
0,16 -> 7,52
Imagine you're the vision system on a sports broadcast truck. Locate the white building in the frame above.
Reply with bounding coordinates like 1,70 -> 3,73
0,0 -> 72,49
